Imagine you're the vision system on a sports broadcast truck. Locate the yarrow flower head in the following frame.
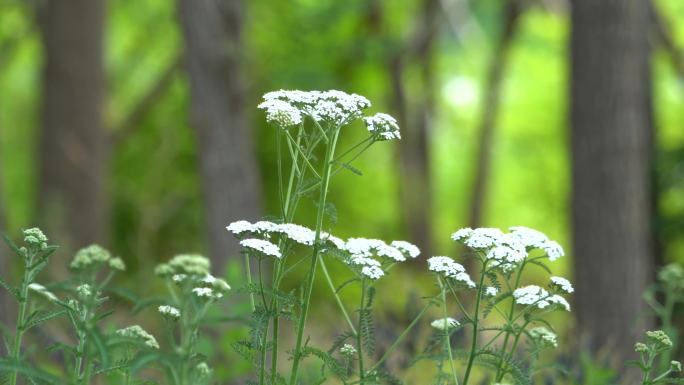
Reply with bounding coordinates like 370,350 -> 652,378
240,238 -> 282,258
427,256 -> 475,287
485,286 -> 498,297
646,330 -> 673,349
192,287 -> 223,300
513,285 -> 570,311
345,238 -> 406,262
340,344 -> 357,357
260,90 -> 372,127
431,317 -> 460,331
23,227 -> 48,250
550,276 -> 574,293
158,305 -> 181,320
390,240 -> 421,259
76,284 -> 93,299
509,226 -> 564,261
116,325 -> 159,349
658,263 -> 684,290
364,113 -> 401,140
529,327 -> 558,348
28,283 -> 59,303
258,99 -> 303,127
155,254 -> 210,277
70,244 -> 118,271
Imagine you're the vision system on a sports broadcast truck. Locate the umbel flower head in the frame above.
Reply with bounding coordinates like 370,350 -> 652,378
115,325 -> 159,349
70,244 -> 125,271
158,305 -> 181,320
340,344 -> 357,357
427,256 -> 475,287
645,330 -> 673,350
513,285 -> 570,311
451,226 -> 565,271
528,327 -> 558,348
154,254 -> 210,277
23,227 -> 48,250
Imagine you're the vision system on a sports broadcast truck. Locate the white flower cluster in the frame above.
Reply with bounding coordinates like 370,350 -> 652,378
451,226 -> 564,271
427,256 -> 476,287
158,305 -> 181,320
154,254 -> 210,277
431,317 -> 460,331
28,283 -> 59,303
509,226 -> 564,261
550,276 -> 574,293
23,227 -> 48,250
227,220 -> 420,281
363,113 -> 401,140
116,325 -> 159,349
260,89 -> 372,127
227,220 -> 343,249
340,343 -> 357,357
70,244 -> 126,272
485,286 -> 498,297
529,326 -> 558,348
513,285 -> 570,311
240,238 -> 282,258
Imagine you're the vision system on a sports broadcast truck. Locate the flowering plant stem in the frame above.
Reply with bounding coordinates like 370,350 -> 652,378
289,127 -> 341,385
494,261 -> 525,382
438,277 -> 459,385
356,279 -> 367,382
462,259 -> 488,385
9,263 -> 31,385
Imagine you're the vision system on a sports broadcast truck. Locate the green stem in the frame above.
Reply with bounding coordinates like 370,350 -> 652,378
494,262 -> 526,382
289,128 -> 340,385
356,280 -> 367,382
320,257 -> 357,335
438,278 -> 459,385
370,301 -> 433,372
462,260 -> 488,385
9,267 -> 30,385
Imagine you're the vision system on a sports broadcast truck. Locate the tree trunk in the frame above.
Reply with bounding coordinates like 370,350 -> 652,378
178,0 -> 262,271
571,0 -> 653,364
37,0 -> 107,254
467,0 -> 521,230
392,0 -> 439,257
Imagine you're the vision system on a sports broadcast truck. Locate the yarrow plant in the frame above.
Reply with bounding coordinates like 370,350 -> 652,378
1,88 -> 679,385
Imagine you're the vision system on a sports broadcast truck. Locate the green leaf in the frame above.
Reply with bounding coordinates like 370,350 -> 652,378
23,310 -> 66,331
333,160 -> 363,176
0,358 -> 61,385
0,276 -> 17,300
94,359 -> 130,375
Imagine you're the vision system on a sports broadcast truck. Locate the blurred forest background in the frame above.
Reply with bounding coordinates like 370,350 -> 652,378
0,0 -> 684,382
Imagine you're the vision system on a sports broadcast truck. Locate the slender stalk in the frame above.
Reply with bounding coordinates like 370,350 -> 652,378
462,260 -> 488,385
494,262 -> 526,382
9,261 -> 31,385
320,257 -> 357,335
245,253 -> 256,312
356,280 -> 367,382
370,301 -> 432,372
270,126 -> 305,383
289,128 -> 340,385
438,278 -> 459,385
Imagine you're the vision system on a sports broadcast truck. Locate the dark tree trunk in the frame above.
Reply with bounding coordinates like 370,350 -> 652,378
468,0 -> 521,230
392,0 -> 439,257
37,0 -> 107,253
571,0 -> 653,363
178,0 -> 262,271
